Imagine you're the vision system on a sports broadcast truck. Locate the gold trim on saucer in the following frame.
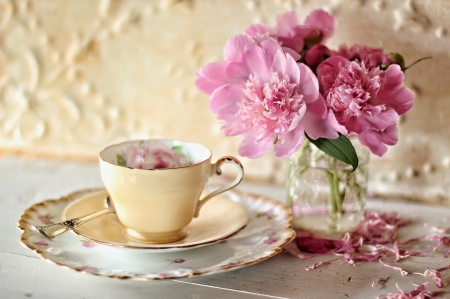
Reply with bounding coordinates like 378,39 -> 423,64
18,187 -> 295,281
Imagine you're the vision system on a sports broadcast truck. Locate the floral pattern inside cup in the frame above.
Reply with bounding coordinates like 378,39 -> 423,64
116,140 -> 191,170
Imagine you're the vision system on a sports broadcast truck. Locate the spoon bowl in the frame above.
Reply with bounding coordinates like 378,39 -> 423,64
34,196 -> 115,240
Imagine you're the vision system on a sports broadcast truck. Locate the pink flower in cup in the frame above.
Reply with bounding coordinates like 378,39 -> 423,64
196,34 -> 338,158
246,9 -> 336,53
316,56 -> 414,156
124,141 -> 183,169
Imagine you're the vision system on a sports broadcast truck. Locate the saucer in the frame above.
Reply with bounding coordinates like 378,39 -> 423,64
61,189 -> 249,250
19,187 -> 295,280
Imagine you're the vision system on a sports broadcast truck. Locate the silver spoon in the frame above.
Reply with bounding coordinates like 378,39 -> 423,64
34,196 -> 115,240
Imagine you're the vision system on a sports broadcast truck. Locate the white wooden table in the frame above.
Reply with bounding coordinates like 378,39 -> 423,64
1,155 -> 449,298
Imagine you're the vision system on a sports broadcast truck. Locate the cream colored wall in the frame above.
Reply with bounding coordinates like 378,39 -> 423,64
1,0 -> 449,204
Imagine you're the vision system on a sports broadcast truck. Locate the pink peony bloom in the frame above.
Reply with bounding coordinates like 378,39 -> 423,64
246,9 -> 336,53
304,44 -> 331,72
124,141 -> 182,169
196,34 -> 338,158
316,56 -> 413,156
334,45 -> 392,69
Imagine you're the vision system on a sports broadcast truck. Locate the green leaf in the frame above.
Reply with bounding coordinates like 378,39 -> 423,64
306,134 -> 359,171
116,154 -> 127,166
171,145 -> 185,157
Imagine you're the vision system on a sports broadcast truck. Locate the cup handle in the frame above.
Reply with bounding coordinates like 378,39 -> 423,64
194,156 -> 244,217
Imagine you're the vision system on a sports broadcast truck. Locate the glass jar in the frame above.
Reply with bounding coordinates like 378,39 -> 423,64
286,140 -> 369,239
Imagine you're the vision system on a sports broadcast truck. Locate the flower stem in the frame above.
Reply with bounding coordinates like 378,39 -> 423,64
286,162 -> 293,208
286,140 -> 310,208
327,171 -> 337,214
327,157 -> 342,216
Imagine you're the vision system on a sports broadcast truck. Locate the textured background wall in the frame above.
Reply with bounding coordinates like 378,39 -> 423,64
0,0 -> 449,204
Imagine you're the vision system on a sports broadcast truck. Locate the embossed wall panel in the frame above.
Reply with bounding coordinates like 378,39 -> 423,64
0,0 -> 449,204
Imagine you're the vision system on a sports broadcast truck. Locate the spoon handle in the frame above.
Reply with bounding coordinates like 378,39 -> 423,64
34,208 -> 113,240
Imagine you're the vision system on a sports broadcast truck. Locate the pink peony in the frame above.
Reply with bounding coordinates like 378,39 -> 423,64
124,141 -> 182,169
246,9 -> 336,53
334,45 -> 392,69
316,56 -> 414,156
196,34 -> 338,158
304,44 -> 331,72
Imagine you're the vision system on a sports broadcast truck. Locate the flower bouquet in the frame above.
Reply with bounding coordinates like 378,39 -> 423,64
195,9 -> 428,235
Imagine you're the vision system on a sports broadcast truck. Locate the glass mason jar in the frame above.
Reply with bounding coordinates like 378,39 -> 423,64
286,140 -> 370,239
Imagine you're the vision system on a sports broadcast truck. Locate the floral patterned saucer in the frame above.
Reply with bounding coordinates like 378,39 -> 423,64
19,188 -> 295,280
61,189 -> 250,250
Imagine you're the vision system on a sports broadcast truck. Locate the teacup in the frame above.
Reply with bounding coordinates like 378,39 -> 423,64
99,139 -> 244,243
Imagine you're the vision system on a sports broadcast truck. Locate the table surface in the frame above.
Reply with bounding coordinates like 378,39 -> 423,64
1,155 -> 449,299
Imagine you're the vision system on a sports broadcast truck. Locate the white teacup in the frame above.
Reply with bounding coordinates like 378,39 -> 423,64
99,139 -> 244,243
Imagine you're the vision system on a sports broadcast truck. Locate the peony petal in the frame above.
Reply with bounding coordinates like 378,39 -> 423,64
274,125 -> 305,157
277,36 -> 305,53
379,125 -> 398,146
224,34 -> 254,61
358,130 -> 388,156
390,87 -> 414,104
282,47 -> 301,61
210,84 -> 242,114
285,53 -> 300,83
386,87 -> 414,115
288,105 -> 306,131
260,38 -> 283,63
245,24 -> 275,37
374,82 -> 413,113
364,108 -> 398,131
305,44 -> 330,72
304,9 -> 337,41
316,56 -> 349,93
303,97 -> 339,139
195,61 -> 230,95
225,62 -> 250,84
271,50 -> 287,77
377,64 -> 404,97
238,135 -> 274,158
291,27 -> 316,40
275,10 -> 301,36
218,105 -> 248,136
394,101 -> 414,116
243,44 -> 271,82
327,110 -> 348,135
222,124 -> 247,137
298,64 -> 319,103
344,116 -> 371,135
296,236 -> 345,254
